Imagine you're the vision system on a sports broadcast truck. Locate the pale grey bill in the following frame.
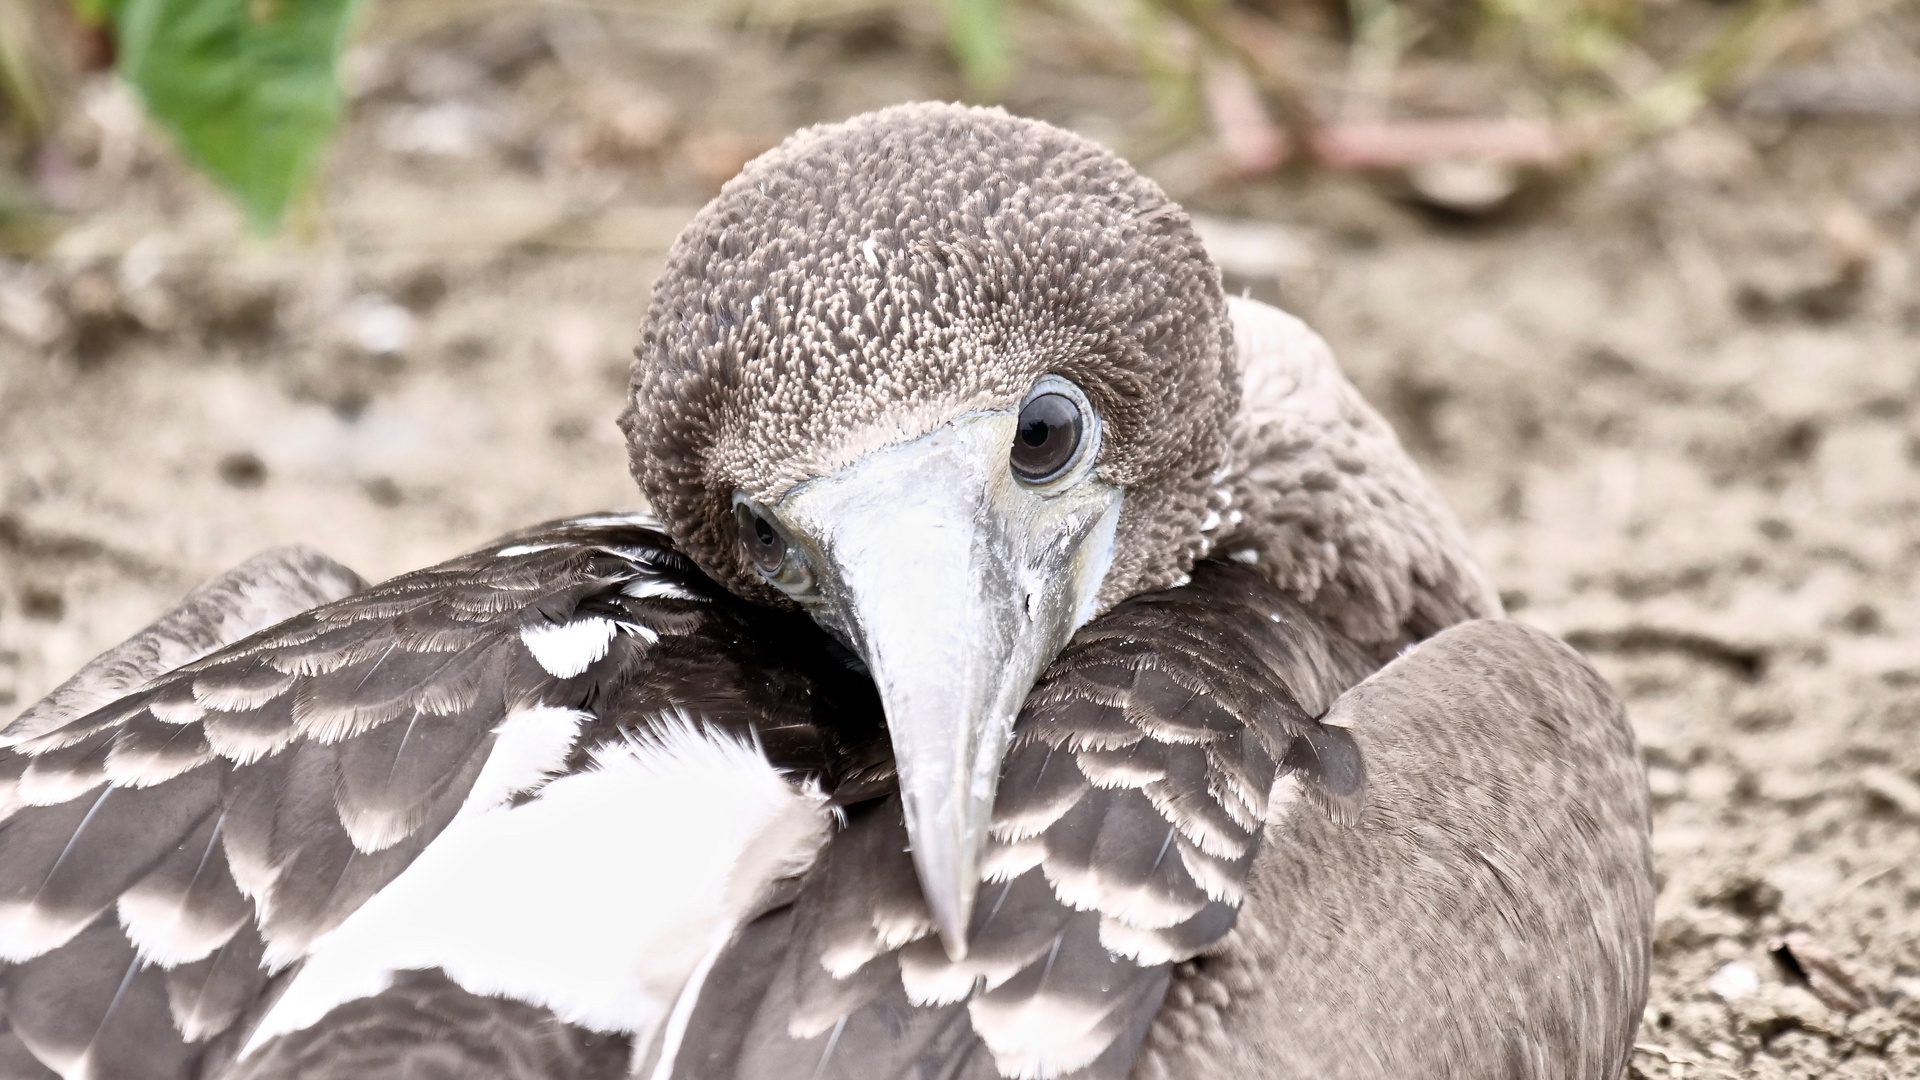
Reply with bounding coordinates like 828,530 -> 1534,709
776,410 -> 1123,959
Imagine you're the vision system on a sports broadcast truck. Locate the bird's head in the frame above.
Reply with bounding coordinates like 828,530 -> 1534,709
623,103 -> 1237,958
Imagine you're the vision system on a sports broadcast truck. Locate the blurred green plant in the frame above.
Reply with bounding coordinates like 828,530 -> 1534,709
1478,0 -> 1644,76
0,0 -> 1892,238
77,0 -> 361,230
942,0 -> 1012,89
0,1 -> 51,140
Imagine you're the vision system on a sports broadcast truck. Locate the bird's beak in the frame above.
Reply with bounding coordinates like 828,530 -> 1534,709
775,412 -> 1122,959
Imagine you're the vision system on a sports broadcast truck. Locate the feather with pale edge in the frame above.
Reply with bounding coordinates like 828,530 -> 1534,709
0,517 -> 886,1080
665,560 -> 1378,1080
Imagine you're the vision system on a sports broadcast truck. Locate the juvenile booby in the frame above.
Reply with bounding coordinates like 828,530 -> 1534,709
0,103 -> 1652,1080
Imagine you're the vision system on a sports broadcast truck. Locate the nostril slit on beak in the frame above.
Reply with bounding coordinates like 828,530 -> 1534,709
1024,590 -> 1039,622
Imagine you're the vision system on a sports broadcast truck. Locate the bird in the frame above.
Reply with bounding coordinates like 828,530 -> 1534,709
0,103 -> 1653,1080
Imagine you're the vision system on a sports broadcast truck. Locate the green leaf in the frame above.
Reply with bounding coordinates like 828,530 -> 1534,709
941,0 -> 1011,93
70,0 -> 125,25
114,0 -> 360,230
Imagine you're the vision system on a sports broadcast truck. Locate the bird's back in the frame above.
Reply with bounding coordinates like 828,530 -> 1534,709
0,523 -> 1649,1080
1136,619 -> 1654,1080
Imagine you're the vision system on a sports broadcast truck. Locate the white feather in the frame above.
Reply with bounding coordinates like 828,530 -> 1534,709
495,543 -> 561,557
16,759 -> 111,807
458,706 -> 589,816
969,978 -> 1122,1080
223,837 -> 283,915
147,698 -> 206,725
622,576 -> 698,601
898,945 -> 991,1008
560,511 -> 663,529
980,837 -> 1047,883
1041,853 -> 1206,931
1174,840 -> 1245,906
1098,914 -> 1187,965
202,714 -> 298,766
190,672 -> 295,711
117,886 -> 246,968
244,717 -> 832,1057
520,618 -> 619,679
646,926 -> 734,1080
0,901 -> 96,962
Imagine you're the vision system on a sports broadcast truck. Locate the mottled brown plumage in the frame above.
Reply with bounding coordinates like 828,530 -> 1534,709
665,562 -> 1379,1080
1137,619 -> 1653,1080
1211,298 -> 1500,649
623,104 -> 1233,614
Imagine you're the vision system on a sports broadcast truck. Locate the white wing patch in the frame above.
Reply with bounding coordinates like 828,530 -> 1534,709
646,924 -> 735,1080
244,717 -> 833,1058
520,618 -> 620,679
459,706 -> 589,817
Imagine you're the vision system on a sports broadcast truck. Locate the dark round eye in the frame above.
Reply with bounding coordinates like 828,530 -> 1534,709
1011,392 -> 1084,482
736,505 -> 787,574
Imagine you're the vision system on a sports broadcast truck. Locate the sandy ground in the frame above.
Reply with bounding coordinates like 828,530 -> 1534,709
2,4 -> 1918,1076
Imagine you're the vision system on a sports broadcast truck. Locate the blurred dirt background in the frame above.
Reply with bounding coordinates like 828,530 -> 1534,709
1,0 -> 1918,1075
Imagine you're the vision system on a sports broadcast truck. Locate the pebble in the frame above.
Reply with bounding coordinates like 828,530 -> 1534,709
1407,159 -> 1519,216
382,102 -> 492,158
1646,765 -> 1686,800
1708,960 -> 1760,1001
342,295 -> 416,356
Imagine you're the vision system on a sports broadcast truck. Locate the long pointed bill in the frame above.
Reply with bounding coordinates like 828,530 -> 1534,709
776,413 -> 1122,959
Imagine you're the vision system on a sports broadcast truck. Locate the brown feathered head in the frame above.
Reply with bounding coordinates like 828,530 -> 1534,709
623,102 -> 1234,613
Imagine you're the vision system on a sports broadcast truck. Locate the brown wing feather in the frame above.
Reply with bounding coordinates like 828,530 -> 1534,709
5,547 -> 364,749
0,515 -> 885,1080
1134,618 -> 1654,1080
674,559 -> 1379,1080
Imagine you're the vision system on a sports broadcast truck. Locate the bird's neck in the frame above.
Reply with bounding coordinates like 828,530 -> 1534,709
1201,297 -> 1501,653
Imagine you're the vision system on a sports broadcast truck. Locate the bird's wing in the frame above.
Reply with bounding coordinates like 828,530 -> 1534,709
662,561 -> 1380,1080
6,546 -> 366,747
0,513 -> 885,1080
1134,618 -> 1655,1080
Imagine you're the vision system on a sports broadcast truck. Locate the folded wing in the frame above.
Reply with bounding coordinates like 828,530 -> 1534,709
0,514 -> 885,1080
664,561 -> 1381,1080
1135,618 -> 1655,1080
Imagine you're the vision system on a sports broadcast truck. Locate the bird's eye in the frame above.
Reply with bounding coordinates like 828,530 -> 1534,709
736,504 -> 787,574
1010,392 -> 1084,483
733,497 -> 817,595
